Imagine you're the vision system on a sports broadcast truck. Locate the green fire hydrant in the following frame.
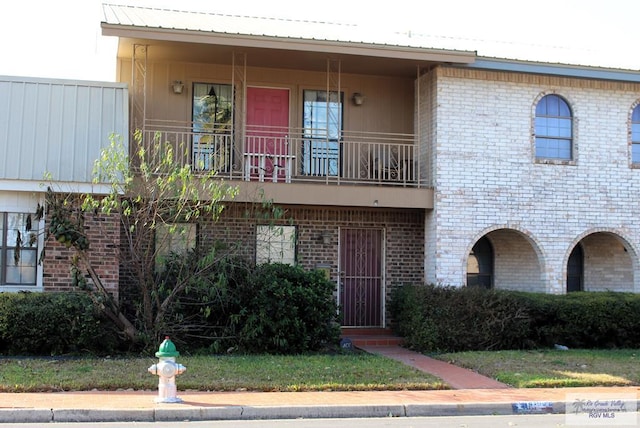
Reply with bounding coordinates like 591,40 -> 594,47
148,336 -> 186,403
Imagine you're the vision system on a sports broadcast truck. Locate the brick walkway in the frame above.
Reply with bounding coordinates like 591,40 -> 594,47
358,344 -> 510,389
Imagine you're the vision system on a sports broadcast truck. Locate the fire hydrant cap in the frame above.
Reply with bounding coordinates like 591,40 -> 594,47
155,336 -> 180,358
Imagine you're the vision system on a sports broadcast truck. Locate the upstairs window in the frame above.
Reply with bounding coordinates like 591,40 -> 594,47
192,83 -> 234,172
535,94 -> 573,161
632,105 -> 640,164
302,90 -> 342,176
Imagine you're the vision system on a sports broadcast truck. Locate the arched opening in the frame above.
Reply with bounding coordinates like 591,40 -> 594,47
467,228 -> 545,292
570,232 -> 634,292
467,236 -> 493,289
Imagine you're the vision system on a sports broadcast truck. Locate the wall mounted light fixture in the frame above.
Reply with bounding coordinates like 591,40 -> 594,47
351,92 -> 365,106
172,80 -> 184,94
319,231 -> 332,245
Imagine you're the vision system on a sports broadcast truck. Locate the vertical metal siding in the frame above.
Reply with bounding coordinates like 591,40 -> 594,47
0,77 -> 128,184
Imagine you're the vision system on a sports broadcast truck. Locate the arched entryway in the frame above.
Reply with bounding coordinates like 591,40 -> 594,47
566,232 -> 636,292
466,228 -> 545,292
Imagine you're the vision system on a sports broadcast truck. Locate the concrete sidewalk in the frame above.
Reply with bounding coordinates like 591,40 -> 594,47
1,387 -> 639,423
1,345 -> 638,423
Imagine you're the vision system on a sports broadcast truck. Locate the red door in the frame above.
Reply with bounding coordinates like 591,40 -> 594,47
340,228 -> 383,327
245,87 -> 290,181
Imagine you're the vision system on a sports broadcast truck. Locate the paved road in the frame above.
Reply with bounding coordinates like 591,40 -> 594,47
9,413 -> 639,428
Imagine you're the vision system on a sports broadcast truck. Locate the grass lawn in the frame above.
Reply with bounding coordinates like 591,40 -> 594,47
0,353 -> 445,393
435,349 -> 640,388
4,349 -> 640,392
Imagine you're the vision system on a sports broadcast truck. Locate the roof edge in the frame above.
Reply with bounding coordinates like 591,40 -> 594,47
101,23 -> 477,64
466,57 -> 640,83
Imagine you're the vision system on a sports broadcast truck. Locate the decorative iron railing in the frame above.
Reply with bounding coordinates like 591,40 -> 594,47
138,120 -> 425,187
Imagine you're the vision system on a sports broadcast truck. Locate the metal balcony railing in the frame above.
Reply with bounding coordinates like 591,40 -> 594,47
137,120 -> 425,188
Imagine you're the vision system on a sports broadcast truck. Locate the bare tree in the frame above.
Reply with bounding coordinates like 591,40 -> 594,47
41,131 -> 238,347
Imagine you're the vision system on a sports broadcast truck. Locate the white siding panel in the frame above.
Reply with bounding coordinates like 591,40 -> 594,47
0,76 -> 128,186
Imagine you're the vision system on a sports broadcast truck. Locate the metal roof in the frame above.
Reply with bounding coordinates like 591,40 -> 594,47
101,3 -> 640,80
101,3 -> 477,63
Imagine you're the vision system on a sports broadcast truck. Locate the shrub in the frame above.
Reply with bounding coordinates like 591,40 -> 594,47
0,292 -> 122,355
390,284 -> 530,353
390,285 -> 640,353
230,263 -> 340,354
516,291 -> 640,349
156,252 -> 252,352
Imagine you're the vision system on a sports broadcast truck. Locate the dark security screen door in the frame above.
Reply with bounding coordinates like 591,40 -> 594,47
340,228 -> 383,327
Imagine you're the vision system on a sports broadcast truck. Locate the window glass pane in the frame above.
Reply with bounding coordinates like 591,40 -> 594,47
467,254 -> 479,275
256,225 -> 296,265
155,223 -> 196,271
303,90 -> 342,139
193,83 -> 233,132
558,99 -> 571,117
5,249 -> 37,285
632,123 -> 640,143
632,106 -> 640,122
6,213 -> 35,247
632,144 -> 640,163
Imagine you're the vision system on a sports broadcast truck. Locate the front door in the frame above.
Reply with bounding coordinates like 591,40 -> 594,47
245,87 -> 290,181
340,228 -> 383,327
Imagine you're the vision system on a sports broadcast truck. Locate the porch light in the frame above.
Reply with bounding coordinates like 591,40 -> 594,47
351,92 -> 364,106
320,231 -> 332,245
172,81 -> 184,94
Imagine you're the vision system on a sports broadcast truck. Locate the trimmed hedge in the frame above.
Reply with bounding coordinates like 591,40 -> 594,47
515,291 -> 640,349
0,292 -> 122,356
390,284 -> 640,353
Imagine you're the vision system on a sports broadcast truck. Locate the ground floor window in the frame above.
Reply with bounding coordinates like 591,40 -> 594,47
256,225 -> 296,265
1,212 -> 39,286
154,223 -> 197,271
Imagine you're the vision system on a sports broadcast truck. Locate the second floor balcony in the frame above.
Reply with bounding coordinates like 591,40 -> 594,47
138,120 -> 432,209
142,120 -> 425,186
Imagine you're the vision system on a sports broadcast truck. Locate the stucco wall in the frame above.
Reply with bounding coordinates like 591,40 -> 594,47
423,66 -> 640,293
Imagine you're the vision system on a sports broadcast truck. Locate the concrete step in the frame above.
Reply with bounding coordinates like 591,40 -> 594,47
340,328 -> 404,347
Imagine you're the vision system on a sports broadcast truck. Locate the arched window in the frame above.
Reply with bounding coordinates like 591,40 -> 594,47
632,105 -> 640,164
535,94 -> 573,160
467,236 -> 493,289
567,244 -> 584,292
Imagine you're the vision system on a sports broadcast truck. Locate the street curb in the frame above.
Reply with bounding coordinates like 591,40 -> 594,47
0,409 -> 53,424
239,405 -> 405,420
0,403 -> 545,423
1,399 -> 635,423
53,408 -> 154,423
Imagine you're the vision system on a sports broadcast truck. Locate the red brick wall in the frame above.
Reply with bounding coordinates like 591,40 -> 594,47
42,212 -> 120,298
199,203 -> 425,325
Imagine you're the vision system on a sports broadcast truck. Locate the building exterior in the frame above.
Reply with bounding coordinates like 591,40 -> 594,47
2,5 -> 639,329
0,76 -> 128,296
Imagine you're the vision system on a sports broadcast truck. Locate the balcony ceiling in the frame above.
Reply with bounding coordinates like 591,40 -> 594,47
114,36 -> 466,77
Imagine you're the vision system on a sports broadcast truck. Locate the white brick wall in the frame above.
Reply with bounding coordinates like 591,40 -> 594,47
423,67 -> 640,293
